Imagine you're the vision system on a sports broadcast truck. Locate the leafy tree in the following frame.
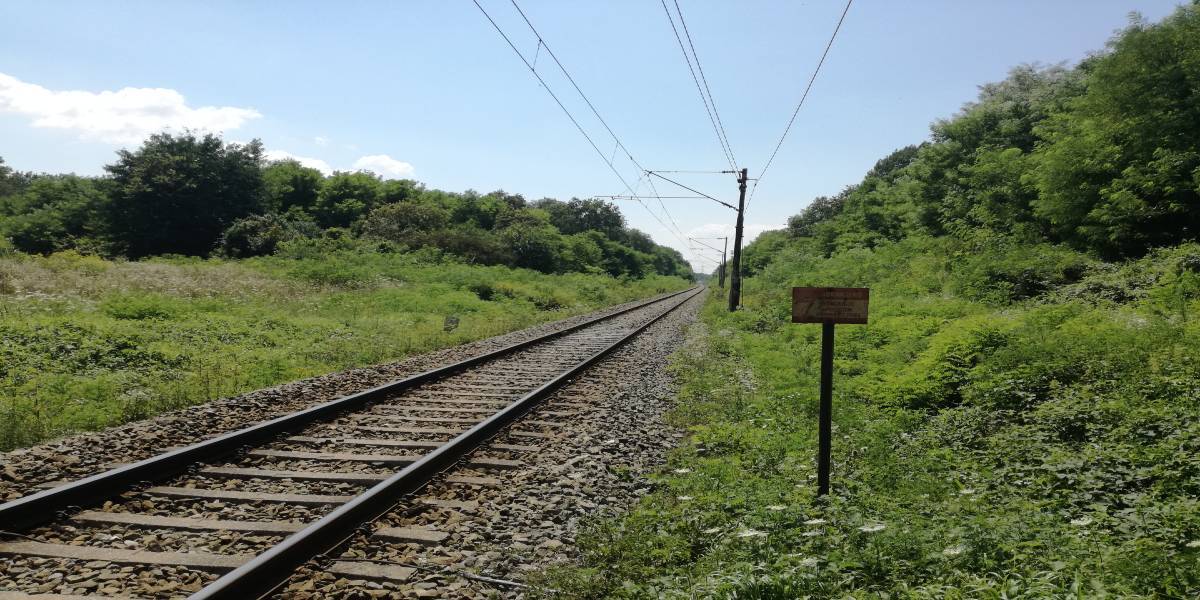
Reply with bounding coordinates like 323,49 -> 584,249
415,226 -> 513,265
1033,7 -> 1200,256
535,198 -> 625,236
312,171 -> 381,228
561,233 -> 605,273
104,132 -> 265,258
378,179 -> 424,204
788,191 -> 848,237
262,160 -> 323,213
218,211 -> 319,257
0,175 -> 109,254
498,212 -> 565,272
361,202 -> 451,242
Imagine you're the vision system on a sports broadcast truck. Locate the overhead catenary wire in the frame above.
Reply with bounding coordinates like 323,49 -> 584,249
476,0 -> 701,268
672,0 -> 737,168
749,0 -> 853,207
472,0 -> 638,196
660,0 -> 737,172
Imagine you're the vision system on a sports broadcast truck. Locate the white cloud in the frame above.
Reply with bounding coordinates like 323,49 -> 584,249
0,72 -> 260,145
263,149 -> 416,179
352,154 -> 415,179
263,149 -> 334,175
313,136 -> 330,146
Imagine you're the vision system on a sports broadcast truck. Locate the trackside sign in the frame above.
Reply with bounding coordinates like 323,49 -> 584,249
791,287 -> 869,324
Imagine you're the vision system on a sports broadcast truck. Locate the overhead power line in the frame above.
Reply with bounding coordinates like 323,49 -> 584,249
749,0 -> 853,207
660,0 -> 737,171
472,0 -> 637,195
474,0 -> 700,265
672,0 -> 736,168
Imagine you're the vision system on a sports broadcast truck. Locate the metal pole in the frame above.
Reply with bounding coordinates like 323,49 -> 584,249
817,320 -> 834,496
728,168 -> 747,311
718,237 -> 727,289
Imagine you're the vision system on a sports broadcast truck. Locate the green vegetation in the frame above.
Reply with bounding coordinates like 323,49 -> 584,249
0,135 -> 690,279
546,7 -> 1200,598
0,246 -> 688,451
0,112 -> 696,451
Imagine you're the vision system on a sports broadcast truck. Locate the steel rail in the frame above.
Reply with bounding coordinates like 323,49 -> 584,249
0,287 -> 697,531
191,286 -> 704,599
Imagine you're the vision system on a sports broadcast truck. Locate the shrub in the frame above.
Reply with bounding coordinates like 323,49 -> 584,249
218,212 -> 319,258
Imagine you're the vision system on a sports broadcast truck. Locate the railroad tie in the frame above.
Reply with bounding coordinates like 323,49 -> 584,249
372,405 -> 497,415
373,526 -> 449,545
444,475 -> 501,486
247,449 -> 521,470
0,540 -> 247,570
287,436 -> 536,453
144,486 -> 353,506
72,511 -> 304,534
328,561 -> 416,583
200,466 -> 387,484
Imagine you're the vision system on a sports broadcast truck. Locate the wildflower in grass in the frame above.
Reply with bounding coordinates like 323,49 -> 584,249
1070,516 -> 1093,526
799,557 -> 820,567
766,505 -> 786,511
942,544 -> 965,557
672,468 -> 691,474
676,495 -> 693,501
803,518 -> 827,525
1186,540 -> 1200,548
736,529 -> 766,538
702,527 -> 721,534
802,530 -> 822,537
859,523 -> 886,533
958,488 -> 976,495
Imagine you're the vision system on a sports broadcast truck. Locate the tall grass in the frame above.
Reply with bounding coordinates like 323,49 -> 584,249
541,237 -> 1200,598
0,249 -> 688,450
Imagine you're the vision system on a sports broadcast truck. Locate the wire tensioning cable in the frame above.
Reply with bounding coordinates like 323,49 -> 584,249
749,0 -> 853,208
647,171 -> 737,210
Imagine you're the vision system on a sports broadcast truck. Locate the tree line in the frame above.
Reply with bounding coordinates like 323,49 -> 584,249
759,5 -> 1200,264
0,135 -> 691,279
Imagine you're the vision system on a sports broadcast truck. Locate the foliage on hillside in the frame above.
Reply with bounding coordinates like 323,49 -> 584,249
772,5 -> 1200,262
547,6 -> 1200,597
0,139 -> 690,279
546,238 -> 1200,598
0,248 -> 688,451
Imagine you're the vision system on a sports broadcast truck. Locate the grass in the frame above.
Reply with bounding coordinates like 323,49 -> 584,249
540,236 -> 1200,598
0,246 -> 689,451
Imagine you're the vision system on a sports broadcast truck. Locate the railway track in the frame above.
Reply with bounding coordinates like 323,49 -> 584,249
0,286 -> 703,599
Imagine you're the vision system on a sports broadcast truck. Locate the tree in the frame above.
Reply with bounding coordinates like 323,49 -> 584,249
535,198 -> 625,236
0,175 -> 109,254
312,171 -> 381,228
361,202 -> 451,242
1032,7 -> 1200,256
0,156 -> 34,199
263,160 -> 323,213
218,211 -> 319,258
498,212 -> 565,272
378,179 -> 424,204
104,132 -> 266,258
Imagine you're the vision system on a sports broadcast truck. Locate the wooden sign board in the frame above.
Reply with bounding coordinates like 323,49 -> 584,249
791,287 -> 869,324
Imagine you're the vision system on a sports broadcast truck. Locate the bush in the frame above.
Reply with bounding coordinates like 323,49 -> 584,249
361,202 -> 451,242
218,212 -> 319,258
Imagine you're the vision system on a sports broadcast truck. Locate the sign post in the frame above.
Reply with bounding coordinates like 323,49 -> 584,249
792,287 -> 869,496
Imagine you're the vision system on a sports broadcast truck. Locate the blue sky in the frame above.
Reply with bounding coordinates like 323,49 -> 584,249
0,0 -> 1186,270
